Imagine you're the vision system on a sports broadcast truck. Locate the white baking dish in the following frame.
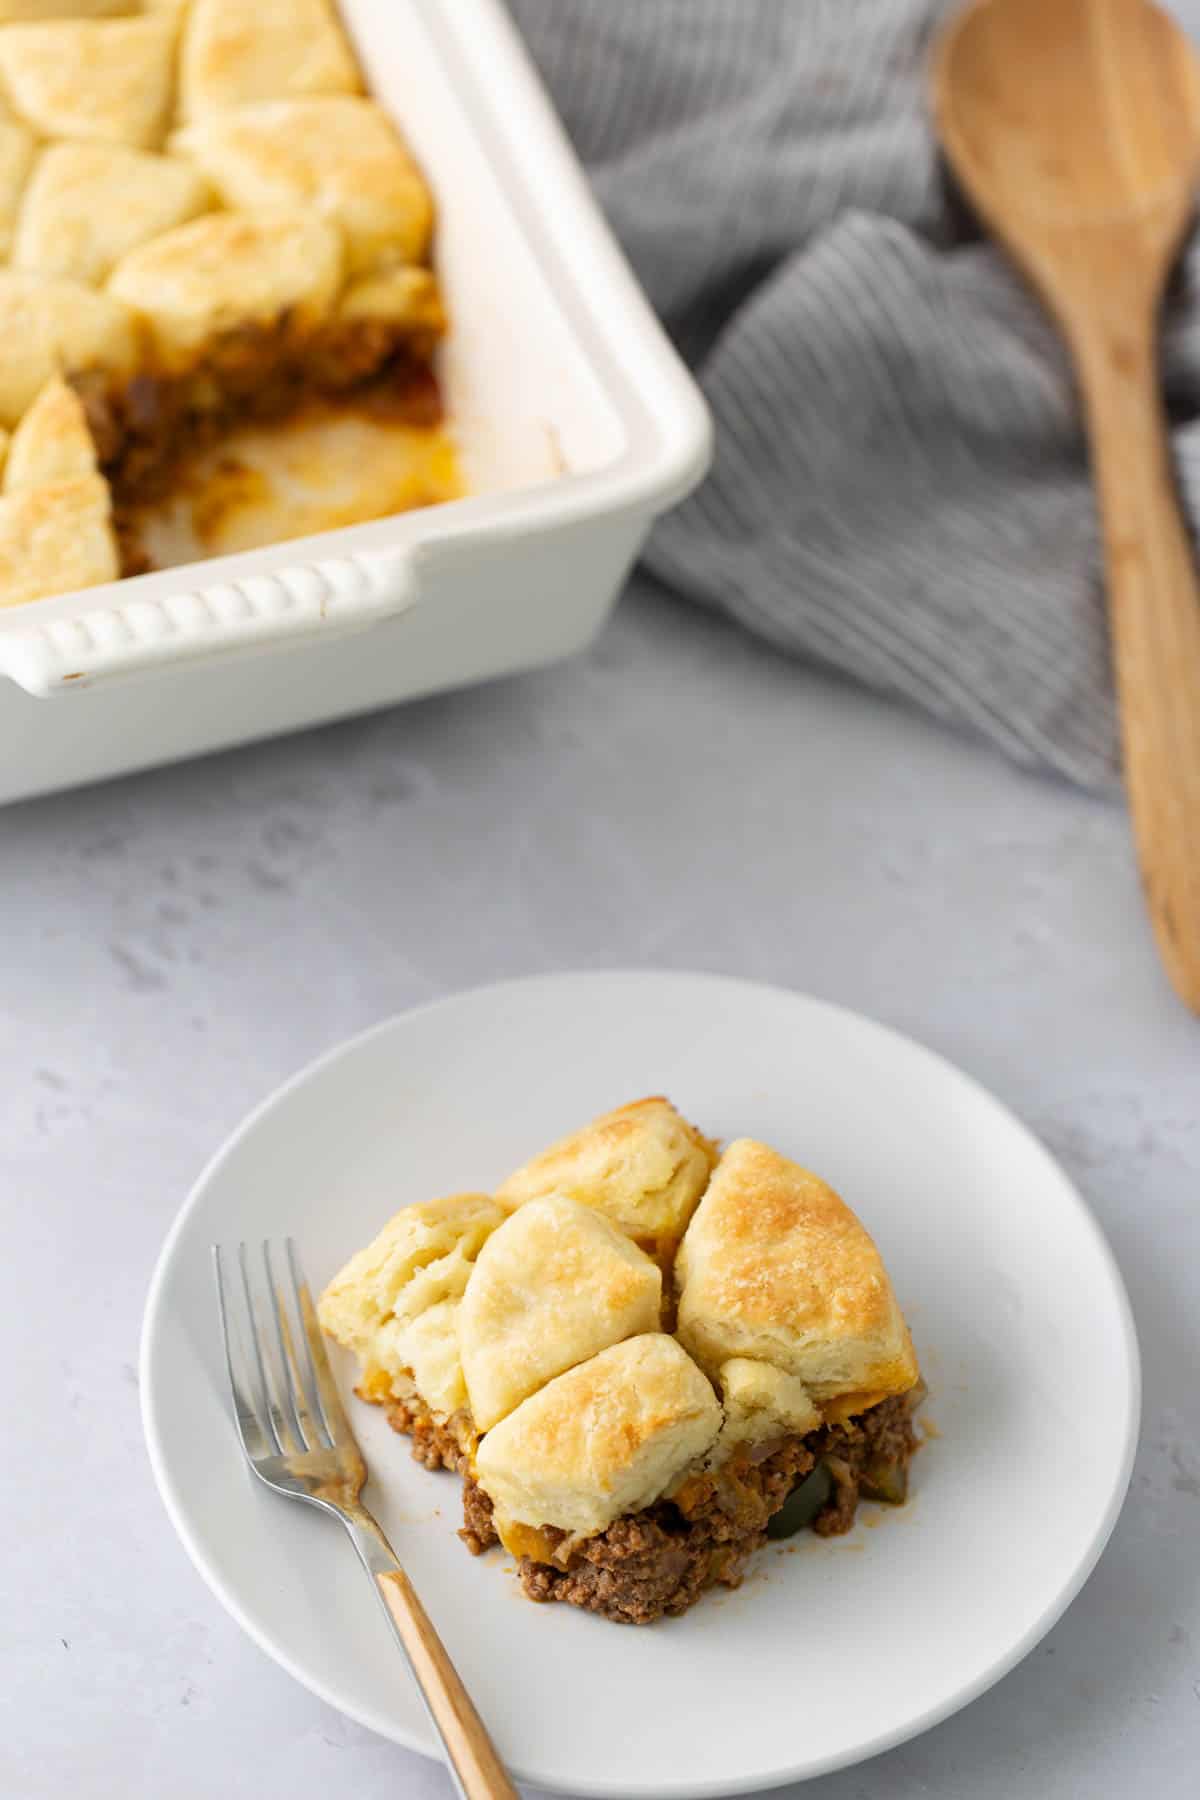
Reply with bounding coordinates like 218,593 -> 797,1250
0,0 -> 710,805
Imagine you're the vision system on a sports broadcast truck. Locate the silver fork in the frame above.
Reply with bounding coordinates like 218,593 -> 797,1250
214,1238 -> 517,1800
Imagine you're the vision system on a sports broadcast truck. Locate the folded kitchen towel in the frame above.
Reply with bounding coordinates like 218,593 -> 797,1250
510,0 -> 1200,790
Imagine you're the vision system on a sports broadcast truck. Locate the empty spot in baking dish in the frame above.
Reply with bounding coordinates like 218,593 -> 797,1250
133,403 -> 462,564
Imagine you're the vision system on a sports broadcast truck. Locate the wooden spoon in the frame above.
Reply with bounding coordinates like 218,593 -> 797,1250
933,0 -> 1200,1012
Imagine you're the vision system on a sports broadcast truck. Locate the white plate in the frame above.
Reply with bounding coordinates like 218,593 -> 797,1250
141,971 -> 1139,1798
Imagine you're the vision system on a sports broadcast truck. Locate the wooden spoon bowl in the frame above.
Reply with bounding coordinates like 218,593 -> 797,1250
933,0 -> 1200,1012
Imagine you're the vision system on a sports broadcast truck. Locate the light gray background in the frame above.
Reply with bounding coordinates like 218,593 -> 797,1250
4,0 -> 1200,1782
2,579 -> 1197,1800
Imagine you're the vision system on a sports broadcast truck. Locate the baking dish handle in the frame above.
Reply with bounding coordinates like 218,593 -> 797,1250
0,547 -> 418,697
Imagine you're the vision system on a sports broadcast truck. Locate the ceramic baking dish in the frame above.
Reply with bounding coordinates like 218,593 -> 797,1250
0,0 -> 710,805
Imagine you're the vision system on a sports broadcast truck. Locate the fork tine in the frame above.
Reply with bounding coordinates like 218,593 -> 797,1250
281,1237 -> 337,1449
213,1245 -> 273,1464
238,1241 -> 300,1457
264,1240 -> 325,1451
287,1237 -> 358,1448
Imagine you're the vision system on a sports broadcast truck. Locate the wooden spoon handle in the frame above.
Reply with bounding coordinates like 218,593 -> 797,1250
1073,313 -> 1200,1011
376,1569 -> 519,1800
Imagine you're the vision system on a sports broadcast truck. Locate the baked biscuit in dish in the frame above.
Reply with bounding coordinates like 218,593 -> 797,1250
14,143 -> 211,285
0,271 -> 136,427
4,376 -> 98,490
336,265 -> 445,335
0,2 -> 131,17
0,16 -> 178,148
0,117 -> 34,258
458,1194 -> 663,1433
171,97 -> 433,276
474,1334 -> 722,1549
108,207 -> 343,369
0,471 -> 116,607
676,1138 -> 919,1411
496,1096 -> 719,1257
322,1101 -> 925,1625
178,0 -> 360,122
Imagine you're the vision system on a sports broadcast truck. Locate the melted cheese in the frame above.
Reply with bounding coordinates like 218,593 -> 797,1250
820,1389 -> 891,1427
495,1520 -> 563,1566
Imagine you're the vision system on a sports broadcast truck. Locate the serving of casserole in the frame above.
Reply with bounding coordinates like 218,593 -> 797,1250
319,1098 -> 924,1626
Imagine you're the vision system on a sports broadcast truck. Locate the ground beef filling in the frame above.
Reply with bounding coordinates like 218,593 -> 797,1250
460,1474 -> 500,1558
380,1394 -> 473,1476
457,1393 -> 920,1625
70,314 -> 443,574
809,1393 -> 919,1535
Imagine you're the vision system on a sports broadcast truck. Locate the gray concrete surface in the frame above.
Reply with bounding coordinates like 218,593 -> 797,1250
1,570 -> 1197,1797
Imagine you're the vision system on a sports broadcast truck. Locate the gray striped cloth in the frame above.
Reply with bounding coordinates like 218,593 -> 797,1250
510,0 -> 1200,790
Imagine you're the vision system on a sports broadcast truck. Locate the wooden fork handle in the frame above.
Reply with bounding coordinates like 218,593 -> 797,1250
1072,312 -> 1200,1012
377,1569 -> 519,1800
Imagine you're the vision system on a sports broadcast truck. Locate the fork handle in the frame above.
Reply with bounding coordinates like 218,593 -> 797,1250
375,1568 -> 518,1800
342,1508 -> 516,1798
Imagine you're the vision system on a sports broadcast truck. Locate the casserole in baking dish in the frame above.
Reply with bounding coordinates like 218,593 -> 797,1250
0,0 -> 457,608
0,0 -> 710,802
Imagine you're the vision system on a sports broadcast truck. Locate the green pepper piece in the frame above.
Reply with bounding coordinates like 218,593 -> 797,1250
766,1462 -> 834,1539
860,1454 -> 909,1505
